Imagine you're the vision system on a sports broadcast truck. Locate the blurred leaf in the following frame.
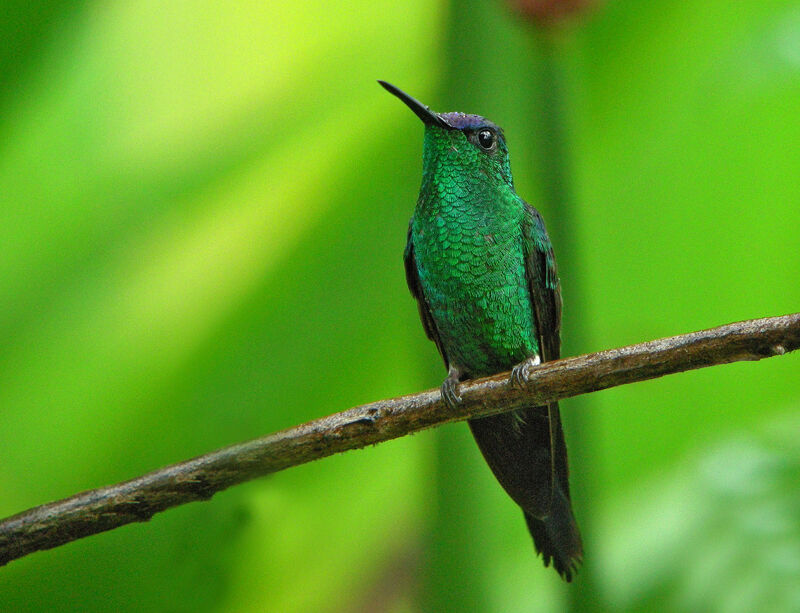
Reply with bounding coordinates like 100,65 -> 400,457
598,412 -> 800,613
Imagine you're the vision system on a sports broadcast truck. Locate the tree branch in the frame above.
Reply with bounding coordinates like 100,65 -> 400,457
1,313 -> 798,567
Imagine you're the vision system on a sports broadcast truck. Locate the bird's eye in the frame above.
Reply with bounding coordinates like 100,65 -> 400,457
477,129 -> 495,150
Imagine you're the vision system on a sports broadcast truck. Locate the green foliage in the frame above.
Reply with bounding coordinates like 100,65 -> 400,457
1,1 -> 798,611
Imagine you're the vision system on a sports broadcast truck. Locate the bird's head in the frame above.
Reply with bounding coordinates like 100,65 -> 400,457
379,81 -> 513,188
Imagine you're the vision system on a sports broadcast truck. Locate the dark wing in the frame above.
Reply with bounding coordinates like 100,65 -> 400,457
403,221 -> 449,369
520,201 -> 582,580
522,202 -> 562,361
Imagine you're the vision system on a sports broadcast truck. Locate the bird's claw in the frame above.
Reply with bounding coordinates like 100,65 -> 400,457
441,371 -> 463,410
511,355 -> 541,388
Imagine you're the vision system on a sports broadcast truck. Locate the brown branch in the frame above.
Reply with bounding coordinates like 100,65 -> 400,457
1,313 -> 799,567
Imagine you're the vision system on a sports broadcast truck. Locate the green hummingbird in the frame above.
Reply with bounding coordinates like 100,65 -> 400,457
380,81 -> 582,580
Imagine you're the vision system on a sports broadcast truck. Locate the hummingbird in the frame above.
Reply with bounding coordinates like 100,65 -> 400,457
380,81 -> 582,580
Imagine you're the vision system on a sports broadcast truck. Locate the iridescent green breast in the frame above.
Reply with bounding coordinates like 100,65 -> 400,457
412,186 -> 538,377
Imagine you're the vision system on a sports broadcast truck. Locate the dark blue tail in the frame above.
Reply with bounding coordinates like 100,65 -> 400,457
468,401 -> 582,581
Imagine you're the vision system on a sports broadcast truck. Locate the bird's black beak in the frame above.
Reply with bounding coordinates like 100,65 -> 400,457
378,80 -> 448,128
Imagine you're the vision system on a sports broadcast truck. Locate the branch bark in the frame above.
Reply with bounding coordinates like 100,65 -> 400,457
1,313 -> 798,567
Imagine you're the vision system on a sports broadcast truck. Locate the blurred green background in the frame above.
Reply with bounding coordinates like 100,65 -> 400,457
1,1 -> 799,611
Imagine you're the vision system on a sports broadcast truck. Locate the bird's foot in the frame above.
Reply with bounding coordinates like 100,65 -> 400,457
441,366 -> 463,410
511,354 -> 541,388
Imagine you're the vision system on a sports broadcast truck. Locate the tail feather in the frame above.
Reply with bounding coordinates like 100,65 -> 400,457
468,401 -> 583,581
524,490 -> 582,581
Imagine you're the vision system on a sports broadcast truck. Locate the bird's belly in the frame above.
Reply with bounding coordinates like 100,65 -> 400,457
418,245 -> 538,377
